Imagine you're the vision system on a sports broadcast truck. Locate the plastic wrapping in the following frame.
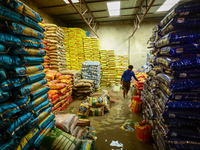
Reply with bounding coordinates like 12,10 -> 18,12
0,68 -> 7,81
20,36 -> 45,48
0,55 -> 24,69
30,86 -> 50,100
23,56 -> 44,64
0,92 -> 10,103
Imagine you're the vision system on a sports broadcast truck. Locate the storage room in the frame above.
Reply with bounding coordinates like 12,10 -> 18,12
0,0 -> 199,150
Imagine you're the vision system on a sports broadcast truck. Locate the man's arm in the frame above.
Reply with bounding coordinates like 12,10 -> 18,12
121,71 -> 126,81
132,72 -> 139,81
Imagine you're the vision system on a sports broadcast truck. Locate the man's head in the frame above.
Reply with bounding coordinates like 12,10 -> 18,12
128,65 -> 133,71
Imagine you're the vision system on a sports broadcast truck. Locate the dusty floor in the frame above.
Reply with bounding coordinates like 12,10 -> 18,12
66,88 -> 154,150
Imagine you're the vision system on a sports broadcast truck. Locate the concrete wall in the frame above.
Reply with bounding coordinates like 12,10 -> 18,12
81,20 -> 159,69
20,0 -> 66,26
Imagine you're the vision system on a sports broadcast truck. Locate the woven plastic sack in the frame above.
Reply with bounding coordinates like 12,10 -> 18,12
33,99 -> 51,116
30,86 -> 50,100
0,92 -> 10,103
90,106 -> 104,116
12,47 -> 46,56
23,56 -> 44,64
171,69 -> 200,78
0,55 -> 24,69
37,113 -> 55,130
26,72 -> 46,83
39,127 -> 82,150
20,36 -> 45,48
14,65 -> 44,75
77,103 -> 90,118
89,96 -> 107,107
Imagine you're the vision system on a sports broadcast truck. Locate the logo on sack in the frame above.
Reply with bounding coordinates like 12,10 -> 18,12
39,50 -> 45,54
171,132 -> 177,137
177,18 -> 185,23
18,69 -> 25,74
176,48 -> 183,54
17,48 -> 25,53
180,73 -> 187,78
169,113 -> 176,118
24,88 -> 30,94
175,95 -> 182,99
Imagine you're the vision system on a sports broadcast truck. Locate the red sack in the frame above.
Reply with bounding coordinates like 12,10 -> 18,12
51,98 -> 60,105
51,94 -> 59,101
48,90 -> 59,99
137,124 -> 151,143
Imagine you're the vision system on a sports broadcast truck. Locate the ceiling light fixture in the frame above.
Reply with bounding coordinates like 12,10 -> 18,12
157,0 -> 180,12
107,1 -> 121,16
63,0 -> 79,4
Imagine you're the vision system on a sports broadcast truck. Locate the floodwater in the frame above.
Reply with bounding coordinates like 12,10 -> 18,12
66,88 -> 154,150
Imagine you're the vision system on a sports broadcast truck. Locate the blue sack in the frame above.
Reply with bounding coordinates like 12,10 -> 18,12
14,65 -> 44,75
6,112 -> 32,138
26,72 -> 46,83
0,92 -> 10,103
0,139 -> 16,150
30,86 -> 50,100
0,31 -> 22,47
0,5 -> 23,22
160,16 -> 200,37
158,44 -> 200,56
0,55 -> 24,69
33,99 -> 51,116
0,77 -> 27,92
12,47 -> 46,56
169,91 -> 200,100
4,21 -> 44,39
155,30 -> 200,48
0,44 -> 7,53
171,69 -> 200,78
0,68 -> 7,81
28,107 -> 52,130
34,120 -> 55,148
13,79 -> 47,96
0,102 -> 20,119
20,36 -> 45,48
37,113 -> 55,131
14,96 -> 32,111
22,56 -> 44,64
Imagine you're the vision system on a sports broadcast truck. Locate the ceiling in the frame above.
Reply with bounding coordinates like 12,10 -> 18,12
31,0 -> 189,25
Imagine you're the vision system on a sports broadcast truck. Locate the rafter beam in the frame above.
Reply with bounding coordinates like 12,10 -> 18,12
68,0 -> 99,38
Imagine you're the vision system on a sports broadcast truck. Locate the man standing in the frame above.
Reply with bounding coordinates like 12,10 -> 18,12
121,65 -> 139,99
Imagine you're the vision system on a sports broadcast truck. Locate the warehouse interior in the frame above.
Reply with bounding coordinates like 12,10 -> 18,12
0,0 -> 199,150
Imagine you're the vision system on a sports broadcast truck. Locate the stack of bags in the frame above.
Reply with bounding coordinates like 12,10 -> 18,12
107,50 -> 116,86
60,27 -> 69,69
121,55 -> 129,68
76,28 -> 86,70
115,55 -> 126,84
84,37 -> 93,61
81,61 -> 101,89
0,0 -> 55,149
68,28 -> 78,70
77,92 -> 109,118
44,24 -> 67,72
45,70 -> 73,113
100,50 -> 109,87
142,1 -> 200,149
73,79 -> 95,100
91,37 -> 100,61
60,70 -> 81,87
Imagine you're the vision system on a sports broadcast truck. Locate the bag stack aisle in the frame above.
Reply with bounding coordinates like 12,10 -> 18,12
45,70 -> 73,113
81,61 -> 101,90
44,24 -> 67,72
91,37 -> 100,62
107,50 -> 116,86
142,1 -> 200,149
0,1 -> 55,149
121,55 -> 129,69
100,50 -> 109,87
84,37 -> 93,61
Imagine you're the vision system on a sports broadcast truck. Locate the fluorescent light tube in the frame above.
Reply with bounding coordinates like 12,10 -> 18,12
107,1 -> 120,16
157,0 -> 180,12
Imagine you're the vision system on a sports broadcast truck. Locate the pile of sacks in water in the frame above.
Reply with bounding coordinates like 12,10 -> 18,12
81,61 -> 101,90
0,0 -> 55,149
60,70 -> 81,87
77,92 -> 110,117
45,70 -> 73,113
73,79 -> 95,100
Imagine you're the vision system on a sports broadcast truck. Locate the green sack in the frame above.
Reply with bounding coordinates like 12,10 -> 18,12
39,128 -> 82,150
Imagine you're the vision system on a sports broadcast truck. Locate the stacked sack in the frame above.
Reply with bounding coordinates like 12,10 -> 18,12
81,61 -> 101,89
60,70 -> 81,87
0,0 -> 55,149
76,28 -> 86,70
73,79 -> 95,100
45,70 -> 73,113
60,27 -> 70,69
77,92 -> 109,118
115,55 -> 126,84
107,50 -> 116,86
121,55 -> 129,68
44,24 -> 67,72
84,37 -> 93,61
91,37 -> 100,62
142,1 -> 200,149
100,50 -> 109,87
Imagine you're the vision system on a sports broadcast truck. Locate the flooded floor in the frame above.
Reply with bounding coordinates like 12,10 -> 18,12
66,88 -> 154,150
